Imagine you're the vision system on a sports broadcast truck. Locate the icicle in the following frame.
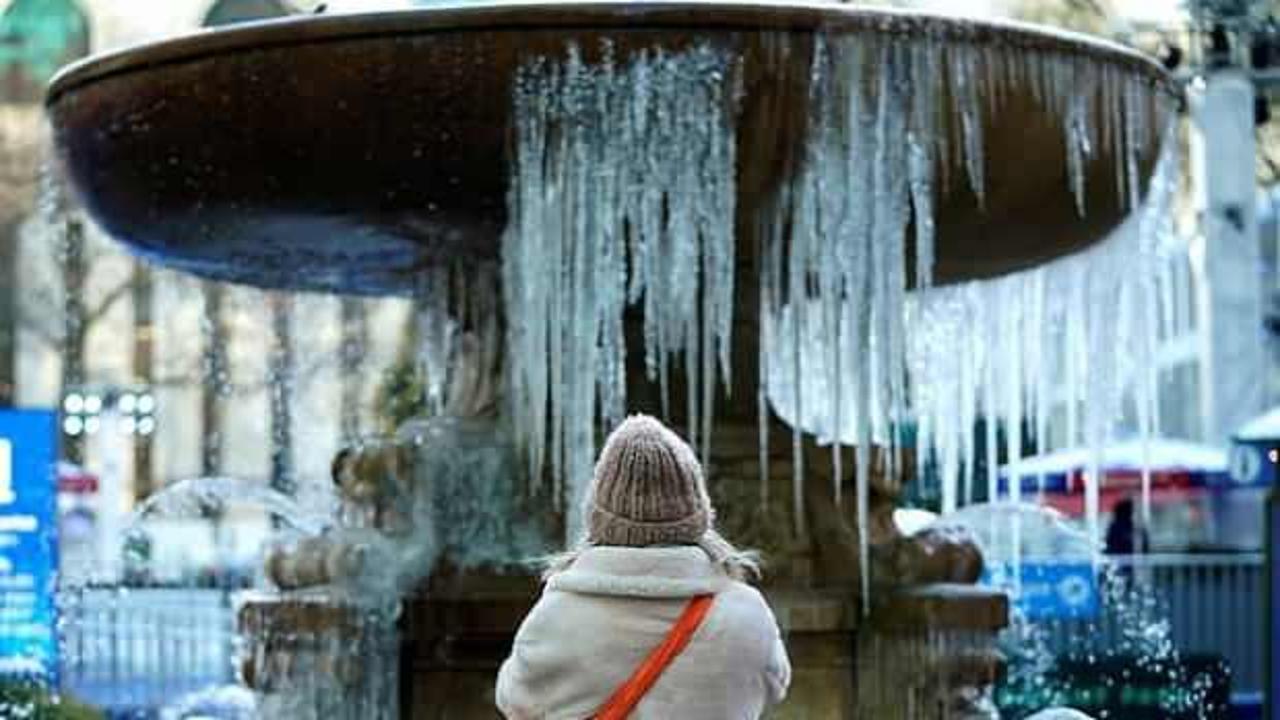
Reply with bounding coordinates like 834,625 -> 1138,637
1142,270 -> 1166,531
951,43 -> 986,208
828,243 -> 845,507
790,271 -> 806,540
876,44 -> 910,493
959,301 -> 978,507
792,365 -> 806,540
1006,287 -> 1024,590
1109,66 -> 1128,211
855,381 -> 871,615
1032,271 -> 1051,505
1065,72 -> 1091,217
1124,77 -> 1143,210
415,266 -> 455,417
908,41 -> 939,291
984,339 -> 998,506
759,295 -> 772,509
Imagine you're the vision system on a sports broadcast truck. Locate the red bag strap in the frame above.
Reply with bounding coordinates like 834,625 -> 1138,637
593,594 -> 716,720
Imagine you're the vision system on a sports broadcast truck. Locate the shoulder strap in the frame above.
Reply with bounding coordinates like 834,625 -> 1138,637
594,594 -> 716,720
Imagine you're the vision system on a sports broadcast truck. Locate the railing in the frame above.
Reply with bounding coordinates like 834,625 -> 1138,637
58,587 -> 237,714
46,555 -> 1270,711
1038,553 -> 1266,699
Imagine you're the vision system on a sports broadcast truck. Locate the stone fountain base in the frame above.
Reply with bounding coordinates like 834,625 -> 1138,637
400,580 -> 1007,718
380,413 -> 1010,718
237,594 -> 401,720
236,409 -> 1009,718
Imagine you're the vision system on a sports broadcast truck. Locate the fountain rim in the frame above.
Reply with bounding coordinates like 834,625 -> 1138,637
46,0 -> 1180,106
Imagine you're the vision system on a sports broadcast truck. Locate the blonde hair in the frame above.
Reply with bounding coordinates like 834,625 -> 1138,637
542,528 -> 763,582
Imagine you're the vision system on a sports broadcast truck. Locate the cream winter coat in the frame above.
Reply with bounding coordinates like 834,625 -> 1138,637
496,545 -> 792,719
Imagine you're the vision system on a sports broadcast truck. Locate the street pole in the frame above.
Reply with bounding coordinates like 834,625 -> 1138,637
1190,68 -> 1266,444
95,404 -> 126,584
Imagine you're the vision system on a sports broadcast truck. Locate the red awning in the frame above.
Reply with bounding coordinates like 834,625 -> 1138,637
1040,485 -> 1205,516
57,462 -> 98,494
1062,469 -> 1198,493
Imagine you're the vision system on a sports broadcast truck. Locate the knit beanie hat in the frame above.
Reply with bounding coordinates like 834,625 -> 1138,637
587,415 -> 712,547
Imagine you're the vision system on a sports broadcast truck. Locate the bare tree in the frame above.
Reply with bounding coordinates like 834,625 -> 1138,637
0,107 -> 42,407
339,297 -> 369,443
268,294 -> 296,497
1007,0 -> 1114,34
15,201 -> 139,459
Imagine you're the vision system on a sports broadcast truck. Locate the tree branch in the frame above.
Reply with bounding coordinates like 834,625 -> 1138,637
1070,0 -> 1106,16
84,276 -> 137,325
147,344 -> 346,398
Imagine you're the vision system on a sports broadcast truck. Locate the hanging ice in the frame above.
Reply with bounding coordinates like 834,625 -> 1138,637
760,35 -> 1181,581
907,136 -> 1182,563
502,31 -> 1182,584
503,44 -> 740,541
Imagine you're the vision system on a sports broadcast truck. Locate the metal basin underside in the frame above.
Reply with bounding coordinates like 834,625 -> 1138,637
46,1 -> 1178,296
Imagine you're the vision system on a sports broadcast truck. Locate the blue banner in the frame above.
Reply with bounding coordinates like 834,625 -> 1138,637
0,410 -> 58,680
1225,441 -> 1278,488
984,562 -> 1099,621
1269,489 -> 1278,720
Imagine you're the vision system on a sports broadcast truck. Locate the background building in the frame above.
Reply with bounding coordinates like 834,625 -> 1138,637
0,0 -> 420,582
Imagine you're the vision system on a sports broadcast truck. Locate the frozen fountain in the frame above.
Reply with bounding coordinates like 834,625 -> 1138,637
44,2 -> 1181,717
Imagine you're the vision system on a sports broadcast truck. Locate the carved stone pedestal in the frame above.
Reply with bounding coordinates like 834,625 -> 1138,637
403,577 -> 539,719
401,582 -> 1007,719
395,414 -> 1010,718
857,585 -> 1010,720
236,594 -> 402,720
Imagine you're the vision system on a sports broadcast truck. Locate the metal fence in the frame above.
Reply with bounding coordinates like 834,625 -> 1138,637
48,555 -> 1269,712
1039,553 -> 1266,698
58,587 -> 237,714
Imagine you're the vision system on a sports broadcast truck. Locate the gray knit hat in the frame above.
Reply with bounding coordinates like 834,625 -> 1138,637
587,415 -> 712,547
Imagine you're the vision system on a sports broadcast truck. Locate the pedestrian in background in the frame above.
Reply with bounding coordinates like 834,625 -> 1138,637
1105,497 -> 1148,556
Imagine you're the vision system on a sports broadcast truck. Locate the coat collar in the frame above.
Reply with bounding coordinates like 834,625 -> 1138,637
547,545 -> 731,599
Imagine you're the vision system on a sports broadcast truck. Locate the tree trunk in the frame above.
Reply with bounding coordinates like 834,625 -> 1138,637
201,283 -> 228,477
132,262 -> 153,497
61,217 -> 86,462
268,295 -> 295,497
0,220 -> 18,407
339,297 -> 367,443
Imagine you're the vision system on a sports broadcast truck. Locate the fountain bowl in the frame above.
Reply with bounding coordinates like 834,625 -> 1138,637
45,0 -> 1177,296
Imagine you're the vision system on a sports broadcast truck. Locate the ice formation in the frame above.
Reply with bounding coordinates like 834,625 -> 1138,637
393,417 -> 551,571
124,475 -> 333,548
907,142 -> 1180,556
503,44 -> 740,541
501,32 -> 1181,588
857,626 -> 1003,718
766,35 -> 1180,591
239,593 -> 401,720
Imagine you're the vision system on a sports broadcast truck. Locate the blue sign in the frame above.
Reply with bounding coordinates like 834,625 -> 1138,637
1269,488 -> 1278,720
0,410 -> 58,680
984,562 -> 1099,621
1224,441 -> 1278,488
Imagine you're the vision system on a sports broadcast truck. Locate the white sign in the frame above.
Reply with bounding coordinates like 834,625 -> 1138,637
1056,574 -> 1093,608
1229,445 -> 1262,485
0,438 -> 13,505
